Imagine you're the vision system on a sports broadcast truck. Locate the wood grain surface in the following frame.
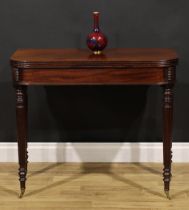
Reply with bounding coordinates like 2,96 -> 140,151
11,48 -> 178,69
0,163 -> 189,210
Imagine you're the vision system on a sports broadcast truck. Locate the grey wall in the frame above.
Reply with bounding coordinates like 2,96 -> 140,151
0,0 -> 188,142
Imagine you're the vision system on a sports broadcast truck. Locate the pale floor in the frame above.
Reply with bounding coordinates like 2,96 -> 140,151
0,163 -> 189,210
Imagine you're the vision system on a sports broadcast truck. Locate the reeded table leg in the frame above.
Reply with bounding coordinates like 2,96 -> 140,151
163,85 -> 174,199
16,86 -> 28,198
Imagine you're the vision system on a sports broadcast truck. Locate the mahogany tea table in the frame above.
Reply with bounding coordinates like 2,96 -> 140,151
10,48 -> 178,199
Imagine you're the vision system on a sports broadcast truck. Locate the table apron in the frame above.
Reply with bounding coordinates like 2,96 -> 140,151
15,68 -> 167,85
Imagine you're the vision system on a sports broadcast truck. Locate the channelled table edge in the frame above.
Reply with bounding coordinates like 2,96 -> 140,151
10,59 -> 178,69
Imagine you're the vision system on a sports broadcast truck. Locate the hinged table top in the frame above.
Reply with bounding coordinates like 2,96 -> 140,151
11,48 -> 178,69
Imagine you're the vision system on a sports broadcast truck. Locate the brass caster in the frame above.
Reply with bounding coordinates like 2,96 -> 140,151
19,188 -> 25,198
165,190 -> 171,200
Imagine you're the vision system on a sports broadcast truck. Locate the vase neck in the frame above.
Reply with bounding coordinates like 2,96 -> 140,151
93,12 -> 100,32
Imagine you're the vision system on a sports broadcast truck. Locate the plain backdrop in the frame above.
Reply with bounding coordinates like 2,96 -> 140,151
0,0 -> 188,142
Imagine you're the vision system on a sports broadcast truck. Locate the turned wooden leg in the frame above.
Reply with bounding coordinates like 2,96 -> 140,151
16,86 -> 28,198
163,85 -> 174,199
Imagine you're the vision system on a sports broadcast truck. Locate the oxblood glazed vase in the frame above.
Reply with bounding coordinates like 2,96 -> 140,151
87,12 -> 108,55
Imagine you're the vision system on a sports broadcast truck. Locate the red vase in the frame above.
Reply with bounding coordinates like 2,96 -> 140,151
87,12 -> 108,55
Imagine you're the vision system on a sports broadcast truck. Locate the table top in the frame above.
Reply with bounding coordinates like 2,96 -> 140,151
11,48 -> 178,69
